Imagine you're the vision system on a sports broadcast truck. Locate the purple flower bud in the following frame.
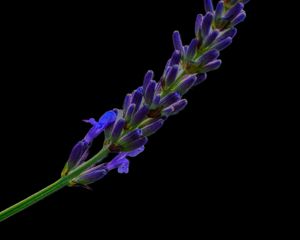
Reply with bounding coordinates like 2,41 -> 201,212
173,31 -> 183,51
131,87 -> 143,110
170,50 -> 181,66
176,75 -> 197,95
203,30 -> 219,47
75,165 -> 108,185
127,146 -> 145,157
165,65 -> 179,87
197,49 -> 220,66
121,137 -> 148,152
201,12 -> 213,38
162,99 -> 188,116
161,106 -> 175,117
131,105 -> 149,126
163,60 -> 171,77
123,94 -> 132,114
231,11 -> 246,26
172,99 -> 188,114
224,3 -> 244,21
111,118 -> 126,142
186,39 -> 199,60
201,60 -> 222,73
204,0 -> 214,13
62,140 -> 90,176
160,92 -> 181,107
151,95 -> 161,109
144,80 -> 156,105
141,119 -> 164,137
125,104 -> 136,122
213,37 -> 232,51
118,129 -> 143,145
218,28 -> 237,41
215,1 -> 224,19
194,73 -> 207,86
195,14 -> 203,38
143,70 -> 154,92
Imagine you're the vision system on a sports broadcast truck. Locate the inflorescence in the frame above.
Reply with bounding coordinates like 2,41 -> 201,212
61,0 -> 250,188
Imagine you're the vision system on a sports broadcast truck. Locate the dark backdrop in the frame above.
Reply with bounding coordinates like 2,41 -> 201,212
0,0 -> 268,236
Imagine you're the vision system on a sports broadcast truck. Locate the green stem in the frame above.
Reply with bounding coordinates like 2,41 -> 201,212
0,147 -> 110,222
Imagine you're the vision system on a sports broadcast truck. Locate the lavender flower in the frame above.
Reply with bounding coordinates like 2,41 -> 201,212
0,1 -> 251,222
63,0 -> 250,185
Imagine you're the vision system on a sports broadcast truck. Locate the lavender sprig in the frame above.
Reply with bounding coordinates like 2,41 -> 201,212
0,0 -> 250,222
63,0 -> 250,188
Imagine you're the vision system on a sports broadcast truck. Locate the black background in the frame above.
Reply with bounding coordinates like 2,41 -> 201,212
0,0 -> 273,236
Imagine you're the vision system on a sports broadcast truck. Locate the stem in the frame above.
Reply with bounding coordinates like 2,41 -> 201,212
0,147 -> 110,222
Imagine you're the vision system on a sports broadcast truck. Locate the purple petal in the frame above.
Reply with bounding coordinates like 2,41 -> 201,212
117,158 -> 130,174
111,118 -> 126,142
218,28 -> 237,41
75,164 -> 108,185
118,129 -> 143,145
165,65 -> 179,87
194,73 -> 207,86
131,105 -> 149,126
125,104 -> 136,122
144,80 -> 156,105
162,99 -> 188,116
215,1 -> 224,19
203,30 -> 219,47
231,11 -> 246,26
197,49 -> 220,66
170,50 -> 181,66
201,60 -> 222,73
141,119 -> 164,137
201,12 -> 213,38
127,146 -> 145,157
131,87 -> 143,110
123,94 -> 132,114
98,110 -> 117,128
186,39 -> 199,60
195,14 -> 203,37
151,95 -> 161,109
176,75 -> 197,95
67,140 -> 90,170
160,92 -> 181,107
171,99 -> 188,115
173,31 -> 183,51
204,0 -> 214,13
212,37 -> 232,51
143,70 -> 154,91
224,3 -> 244,21
121,137 -> 148,152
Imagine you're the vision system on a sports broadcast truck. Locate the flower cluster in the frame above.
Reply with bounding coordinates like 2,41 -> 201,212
62,0 -> 250,187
